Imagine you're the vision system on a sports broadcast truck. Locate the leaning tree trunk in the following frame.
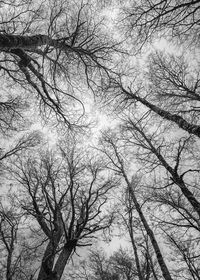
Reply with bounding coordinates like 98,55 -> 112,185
120,167 -> 173,280
121,86 -> 200,138
132,122 -> 200,220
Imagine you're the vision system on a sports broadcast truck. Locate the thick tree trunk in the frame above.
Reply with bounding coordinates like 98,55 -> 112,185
0,34 -> 63,51
121,86 -> 200,138
37,236 -> 61,280
53,242 -> 75,280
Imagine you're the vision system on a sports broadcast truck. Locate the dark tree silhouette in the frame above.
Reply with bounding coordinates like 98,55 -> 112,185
11,138 -> 117,280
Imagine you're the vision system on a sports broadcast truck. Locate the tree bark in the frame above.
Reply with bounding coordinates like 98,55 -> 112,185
0,34 -> 65,51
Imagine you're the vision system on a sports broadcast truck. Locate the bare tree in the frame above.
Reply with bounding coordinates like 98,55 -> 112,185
121,189 -> 160,280
104,69 -> 200,138
98,131 -> 173,280
145,51 -> 199,114
0,194 -> 34,280
70,249 -> 130,280
0,131 -> 42,161
88,250 -> 120,280
121,118 -> 200,221
71,244 -> 158,280
148,186 -> 200,279
109,110 -> 200,278
110,248 -> 136,280
0,96 -> 28,137
0,0 -> 119,127
0,131 -> 42,185
122,0 -> 200,49
10,138 -> 117,280
0,200 -> 20,280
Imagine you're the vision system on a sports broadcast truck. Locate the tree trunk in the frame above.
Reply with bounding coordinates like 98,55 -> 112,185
0,34 -> 64,51
128,217 -> 143,280
53,242 -> 75,280
133,122 -> 200,219
121,86 -> 200,138
37,236 -> 61,280
6,250 -> 13,280
108,137 -> 173,280
153,143 -> 200,218
6,236 -> 14,280
128,185 -> 173,280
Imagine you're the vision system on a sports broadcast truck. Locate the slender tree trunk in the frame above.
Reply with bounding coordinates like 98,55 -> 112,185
6,249 -> 13,280
148,251 -> 159,280
128,185 -> 173,280
128,216 -> 143,280
133,122 -> 200,219
121,86 -> 200,138
154,144 -> 200,218
131,234 -> 143,280
6,234 -> 14,280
